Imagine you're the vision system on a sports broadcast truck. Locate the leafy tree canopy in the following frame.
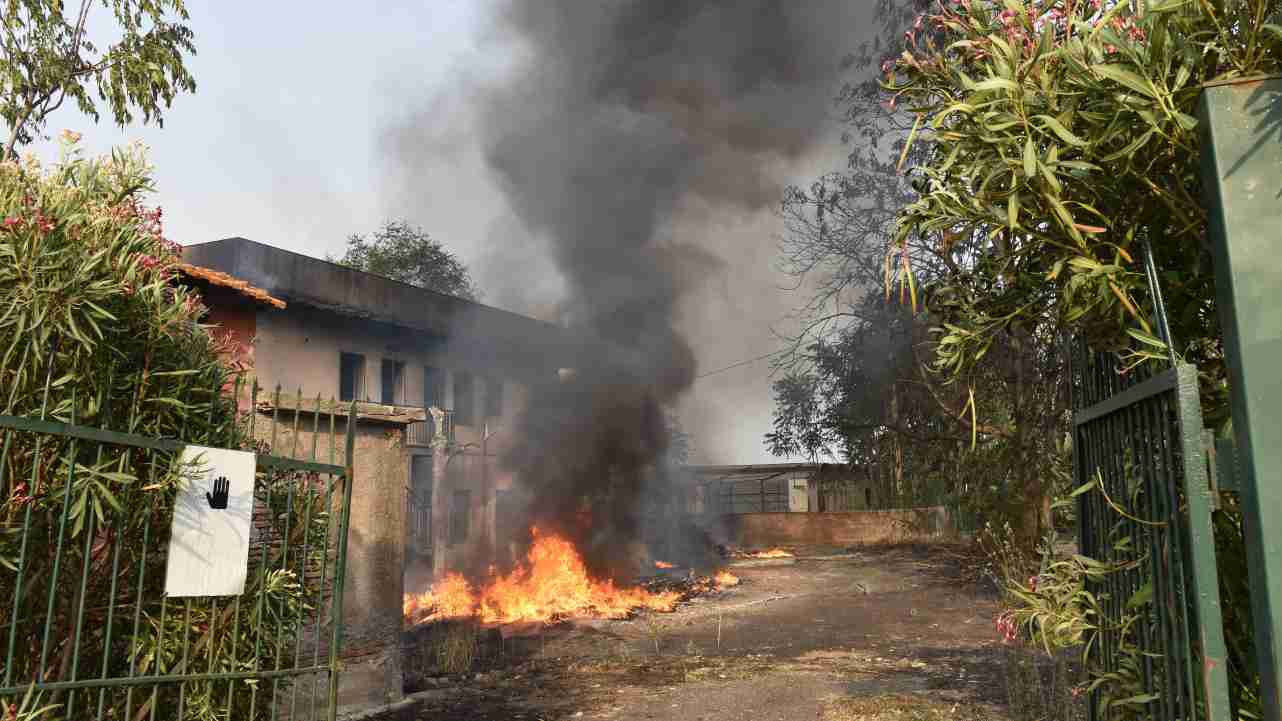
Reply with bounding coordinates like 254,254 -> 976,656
0,0 -> 197,158
884,0 -> 1282,425
332,220 -> 480,301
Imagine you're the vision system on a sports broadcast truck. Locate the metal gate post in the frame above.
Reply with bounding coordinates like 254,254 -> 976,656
1199,76 -> 1282,720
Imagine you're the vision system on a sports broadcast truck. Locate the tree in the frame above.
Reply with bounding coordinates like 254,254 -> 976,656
770,0 -> 1074,534
0,137 -> 323,719
881,0 -> 1282,710
332,220 -> 480,301
0,0 -> 197,159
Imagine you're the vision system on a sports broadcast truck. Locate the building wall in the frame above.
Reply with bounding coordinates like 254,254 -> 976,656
719,507 -> 958,547
251,306 -> 530,446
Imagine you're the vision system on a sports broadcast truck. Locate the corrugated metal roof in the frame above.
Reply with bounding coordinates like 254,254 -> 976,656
175,263 -> 286,309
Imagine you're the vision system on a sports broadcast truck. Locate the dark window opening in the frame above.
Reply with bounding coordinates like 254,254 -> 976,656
864,488 -> 872,508
339,353 -> 365,402
424,366 -> 445,409
449,490 -> 471,545
485,377 -> 503,418
381,359 -> 405,405
409,455 -> 433,556
454,372 -> 474,426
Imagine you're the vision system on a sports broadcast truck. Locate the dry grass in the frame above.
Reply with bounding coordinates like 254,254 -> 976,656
822,693 -> 1009,721
434,623 -> 480,674
1000,645 -> 1086,721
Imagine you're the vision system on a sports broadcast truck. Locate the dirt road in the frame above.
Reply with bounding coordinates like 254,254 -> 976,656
409,545 -> 1015,721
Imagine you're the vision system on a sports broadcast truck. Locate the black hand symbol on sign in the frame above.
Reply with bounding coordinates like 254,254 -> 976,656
206,476 -> 229,510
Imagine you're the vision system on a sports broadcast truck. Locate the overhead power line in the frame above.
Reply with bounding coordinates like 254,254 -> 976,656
695,350 -> 785,380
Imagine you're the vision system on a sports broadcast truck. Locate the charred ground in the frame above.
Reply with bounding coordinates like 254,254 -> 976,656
399,544 -> 1031,721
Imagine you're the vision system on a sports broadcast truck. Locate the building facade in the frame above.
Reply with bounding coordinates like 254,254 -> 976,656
180,237 -> 569,712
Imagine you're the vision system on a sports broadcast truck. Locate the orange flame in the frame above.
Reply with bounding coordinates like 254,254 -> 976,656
744,548 -> 793,558
404,528 -> 680,627
654,560 -> 675,569
714,570 -> 740,587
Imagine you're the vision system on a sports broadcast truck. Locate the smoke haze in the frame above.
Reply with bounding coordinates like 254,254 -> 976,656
388,0 -> 865,577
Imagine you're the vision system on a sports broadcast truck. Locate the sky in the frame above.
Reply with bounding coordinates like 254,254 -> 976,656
33,0 -> 855,465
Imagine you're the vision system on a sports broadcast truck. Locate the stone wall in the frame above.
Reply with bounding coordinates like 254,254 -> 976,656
718,507 -> 957,547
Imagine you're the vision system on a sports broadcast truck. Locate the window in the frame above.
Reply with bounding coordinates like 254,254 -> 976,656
381,359 -> 405,405
339,353 -> 365,402
449,490 -> 471,545
454,371 -> 474,426
409,455 -> 433,555
423,366 -> 445,409
864,488 -> 872,508
484,377 -> 503,418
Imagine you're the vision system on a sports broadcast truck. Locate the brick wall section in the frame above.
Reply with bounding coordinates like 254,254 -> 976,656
719,507 -> 957,547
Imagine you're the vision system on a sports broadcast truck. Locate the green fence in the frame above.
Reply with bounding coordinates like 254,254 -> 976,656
1070,340 -> 1230,720
0,369 -> 356,721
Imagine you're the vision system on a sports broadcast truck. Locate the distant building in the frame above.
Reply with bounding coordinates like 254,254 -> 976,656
686,462 -> 878,514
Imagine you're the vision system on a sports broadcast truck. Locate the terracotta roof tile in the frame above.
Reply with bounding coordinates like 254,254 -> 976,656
176,263 -> 286,309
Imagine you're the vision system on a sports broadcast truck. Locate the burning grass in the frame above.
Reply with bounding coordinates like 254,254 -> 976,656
405,528 -> 683,627
405,529 -> 745,629
741,548 -> 794,558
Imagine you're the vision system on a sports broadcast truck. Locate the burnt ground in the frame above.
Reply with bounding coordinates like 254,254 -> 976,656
407,544 -> 1020,721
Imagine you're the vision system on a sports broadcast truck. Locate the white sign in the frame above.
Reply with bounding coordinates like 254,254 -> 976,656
164,445 -> 256,597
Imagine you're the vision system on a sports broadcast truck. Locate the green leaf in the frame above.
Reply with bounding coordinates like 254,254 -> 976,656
1126,328 -> 1169,350
1109,693 -> 1161,706
899,114 -> 923,172
1101,129 -> 1155,162
1035,115 -> 1088,147
1092,64 -> 1155,98
972,76 -> 1020,93
1007,191 -> 1020,230
1023,137 -> 1037,178
1126,580 -> 1154,609
1064,480 -> 1097,502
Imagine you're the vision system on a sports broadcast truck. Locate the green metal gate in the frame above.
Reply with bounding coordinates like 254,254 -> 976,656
1071,340 -> 1230,720
0,374 -> 356,721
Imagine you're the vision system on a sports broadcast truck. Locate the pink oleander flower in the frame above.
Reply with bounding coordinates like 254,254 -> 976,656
2,216 -> 19,230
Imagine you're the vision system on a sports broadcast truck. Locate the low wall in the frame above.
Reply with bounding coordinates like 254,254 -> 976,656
718,506 -> 956,547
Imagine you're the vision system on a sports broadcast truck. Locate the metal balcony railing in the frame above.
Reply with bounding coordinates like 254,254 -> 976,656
406,407 -> 454,447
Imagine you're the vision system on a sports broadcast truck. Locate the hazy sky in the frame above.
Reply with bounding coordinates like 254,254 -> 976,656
32,0 -> 854,465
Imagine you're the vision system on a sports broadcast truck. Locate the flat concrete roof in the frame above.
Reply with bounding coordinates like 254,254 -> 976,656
686,463 -> 852,483
183,237 -> 577,373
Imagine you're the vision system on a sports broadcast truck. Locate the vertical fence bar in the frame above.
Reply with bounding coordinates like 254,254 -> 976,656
310,398 -> 339,721
1175,363 -> 1232,718
222,373 -> 246,720
268,388 -> 303,720
39,388 -> 79,681
1155,391 -> 1193,717
289,394 -> 322,719
123,452 -> 157,719
6,348 -> 59,686
328,401 -> 358,720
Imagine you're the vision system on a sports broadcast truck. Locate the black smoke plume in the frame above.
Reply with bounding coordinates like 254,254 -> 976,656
476,0 -> 860,579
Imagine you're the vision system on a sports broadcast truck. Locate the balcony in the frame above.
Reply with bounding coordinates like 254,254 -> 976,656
406,408 -> 454,447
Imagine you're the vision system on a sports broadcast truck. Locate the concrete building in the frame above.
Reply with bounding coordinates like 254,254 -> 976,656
179,237 -> 571,712
688,462 -> 879,515
685,463 -> 956,549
